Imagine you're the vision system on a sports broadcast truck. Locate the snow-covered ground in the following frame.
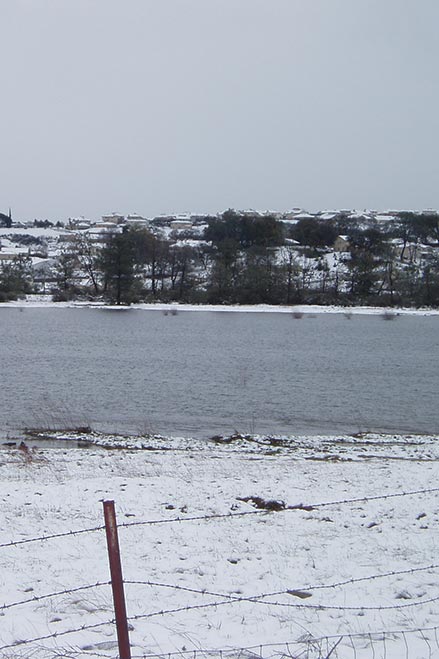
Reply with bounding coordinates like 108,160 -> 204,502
1,432 -> 438,658
1,294 -> 439,316
0,227 -> 67,239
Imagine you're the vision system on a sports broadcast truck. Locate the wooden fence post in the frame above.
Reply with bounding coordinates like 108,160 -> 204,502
103,500 -> 131,659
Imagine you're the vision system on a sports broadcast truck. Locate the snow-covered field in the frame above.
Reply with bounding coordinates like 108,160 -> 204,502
1,433 -> 438,658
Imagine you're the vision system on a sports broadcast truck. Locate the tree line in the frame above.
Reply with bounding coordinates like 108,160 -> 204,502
1,209 -> 439,307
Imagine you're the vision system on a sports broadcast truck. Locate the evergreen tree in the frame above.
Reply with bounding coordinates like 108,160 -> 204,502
99,229 -> 137,304
0,256 -> 33,301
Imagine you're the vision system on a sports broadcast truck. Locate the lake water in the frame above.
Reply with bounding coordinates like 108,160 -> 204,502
0,307 -> 438,439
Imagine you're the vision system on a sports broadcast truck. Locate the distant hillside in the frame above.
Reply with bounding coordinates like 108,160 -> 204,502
1,208 -> 439,307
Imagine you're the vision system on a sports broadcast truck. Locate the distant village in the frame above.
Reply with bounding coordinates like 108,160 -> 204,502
0,207 -> 439,306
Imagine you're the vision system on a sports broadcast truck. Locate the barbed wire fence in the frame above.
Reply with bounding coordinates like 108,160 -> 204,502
0,487 -> 438,658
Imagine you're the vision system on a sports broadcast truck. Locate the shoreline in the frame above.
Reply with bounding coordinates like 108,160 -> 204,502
3,428 -> 438,454
1,295 -> 439,316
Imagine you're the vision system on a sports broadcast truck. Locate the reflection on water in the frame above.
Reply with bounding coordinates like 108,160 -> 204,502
0,308 -> 438,438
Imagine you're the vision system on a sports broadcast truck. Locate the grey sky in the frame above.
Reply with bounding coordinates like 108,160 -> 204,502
2,0 -> 439,221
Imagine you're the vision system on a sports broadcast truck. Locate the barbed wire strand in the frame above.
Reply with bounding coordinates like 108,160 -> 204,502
308,562 -> 439,591
124,626 -> 439,659
0,524 -> 105,550
307,625 -> 439,646
0,581 -> 110,612
1,486 -> 437,551
0,511 -> 269,550
6,570 -> 433,653
124,561 -> 439,605
127,592 -> 439,622
117,486 -> 439,531
0,619 -> 115,652
5,626 -> 438,658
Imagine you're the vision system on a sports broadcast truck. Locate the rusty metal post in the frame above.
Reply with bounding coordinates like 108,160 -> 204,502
103,500 -> 131,659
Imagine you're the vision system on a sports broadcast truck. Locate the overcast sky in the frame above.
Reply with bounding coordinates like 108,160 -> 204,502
2,0 -> 439,221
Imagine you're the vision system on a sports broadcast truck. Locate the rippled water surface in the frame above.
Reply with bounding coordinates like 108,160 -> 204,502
1,308 -> 438,437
